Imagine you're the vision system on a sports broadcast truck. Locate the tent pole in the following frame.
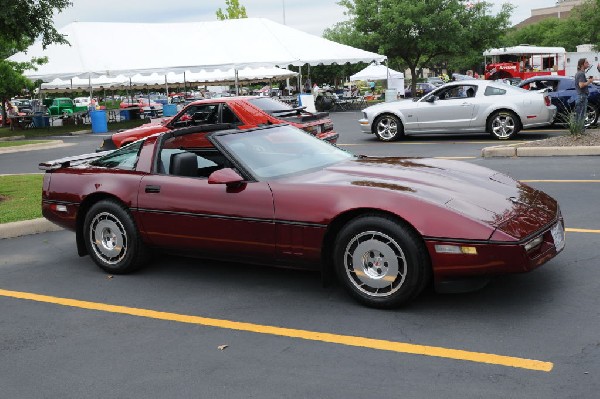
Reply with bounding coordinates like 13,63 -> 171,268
235,69 -> 239,96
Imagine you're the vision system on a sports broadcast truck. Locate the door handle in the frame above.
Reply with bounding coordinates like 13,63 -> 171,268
145,185 -> 161,193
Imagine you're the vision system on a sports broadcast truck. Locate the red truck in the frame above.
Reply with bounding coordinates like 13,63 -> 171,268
483,45 -> 566,82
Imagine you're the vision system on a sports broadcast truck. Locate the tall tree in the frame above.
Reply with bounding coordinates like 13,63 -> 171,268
216,0 -> 248,20
336,0 -> 513,93
0,0 -> 72,127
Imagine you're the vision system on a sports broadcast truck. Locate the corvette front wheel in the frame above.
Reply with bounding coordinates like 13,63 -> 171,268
333,215 -> 431,308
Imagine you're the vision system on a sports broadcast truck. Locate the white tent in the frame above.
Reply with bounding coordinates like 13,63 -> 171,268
350,64 -> 405,96
11,18 -> 386,81
350,64 -> 404,81
40,67 -> 298,93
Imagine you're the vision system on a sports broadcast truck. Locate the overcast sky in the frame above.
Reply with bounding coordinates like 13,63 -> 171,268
52,0 -> 558,37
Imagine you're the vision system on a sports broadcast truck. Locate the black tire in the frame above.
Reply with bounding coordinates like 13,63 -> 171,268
585,104 -> 598,127
333,215 -> 431,308
487,110 -> 520,139
83,200 -> 149,274
373,114 -> 403,141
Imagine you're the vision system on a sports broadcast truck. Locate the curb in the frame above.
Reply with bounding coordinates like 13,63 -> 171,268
482,144 -> 600,157
0,218 -> 63,240
0,140 -> 76,154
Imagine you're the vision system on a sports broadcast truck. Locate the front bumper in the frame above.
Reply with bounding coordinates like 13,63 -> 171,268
427,218 -> 565,283
358,118 -> 372,134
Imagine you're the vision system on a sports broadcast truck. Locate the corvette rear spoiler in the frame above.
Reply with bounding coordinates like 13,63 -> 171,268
39,151 -> 112,171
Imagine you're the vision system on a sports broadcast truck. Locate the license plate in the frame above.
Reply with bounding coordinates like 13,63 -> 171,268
551,222 -> 565,251
315,125 -> 322,134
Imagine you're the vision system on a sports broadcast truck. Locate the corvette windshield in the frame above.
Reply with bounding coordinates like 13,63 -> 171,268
215,125 -> 354,179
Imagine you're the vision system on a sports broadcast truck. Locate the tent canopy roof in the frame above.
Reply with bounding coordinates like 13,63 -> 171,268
40,67 -> 298,90
12,18 -> 386,81
350,64 -> 403,81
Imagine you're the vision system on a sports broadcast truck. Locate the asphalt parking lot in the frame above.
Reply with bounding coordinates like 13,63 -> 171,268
1,113 -> 600,398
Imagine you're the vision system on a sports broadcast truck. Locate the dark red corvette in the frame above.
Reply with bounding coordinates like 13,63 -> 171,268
40,124 -> 565,307
98,96 -> 337,151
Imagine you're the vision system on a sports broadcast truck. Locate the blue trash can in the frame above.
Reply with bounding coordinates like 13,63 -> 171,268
163,104 -> 177,117
90,110 -> 108,133
119,110 -> 130,121
33,113 -> 44,128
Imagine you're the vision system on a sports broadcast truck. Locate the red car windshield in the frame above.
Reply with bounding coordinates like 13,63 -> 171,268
214,125 -> 352,180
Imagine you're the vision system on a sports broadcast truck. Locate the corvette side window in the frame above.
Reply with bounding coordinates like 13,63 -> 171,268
91,140 -> 143,170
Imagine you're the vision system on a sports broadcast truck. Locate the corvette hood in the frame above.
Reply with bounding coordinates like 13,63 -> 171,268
303,157 -> 557,238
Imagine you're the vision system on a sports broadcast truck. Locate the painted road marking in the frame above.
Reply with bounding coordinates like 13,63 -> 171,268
566,228 -> 600,234
0,288 -> 552,372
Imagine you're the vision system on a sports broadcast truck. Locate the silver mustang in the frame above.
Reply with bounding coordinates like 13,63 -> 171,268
359,80 -> 556,141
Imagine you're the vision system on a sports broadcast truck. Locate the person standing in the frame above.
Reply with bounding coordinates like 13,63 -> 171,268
574,58 -> 594,133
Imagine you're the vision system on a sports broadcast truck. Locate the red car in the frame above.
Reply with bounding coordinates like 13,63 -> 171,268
98,96 -> 337,151
119,98 -> 162,109
40,124 -> 565,308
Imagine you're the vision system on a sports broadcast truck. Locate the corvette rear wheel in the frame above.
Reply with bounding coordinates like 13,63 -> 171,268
487,110 -> 520,139
333,215 -> 430,308
373,114 -> 403,141
84,200 -> 148,274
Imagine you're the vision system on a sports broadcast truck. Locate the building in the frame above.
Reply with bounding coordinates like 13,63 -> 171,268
514,0 -> 585,29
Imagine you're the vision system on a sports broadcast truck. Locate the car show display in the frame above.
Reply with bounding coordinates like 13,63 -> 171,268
96,96 -> 338,151
40,124 -> 565,308
359,80 -> 557,141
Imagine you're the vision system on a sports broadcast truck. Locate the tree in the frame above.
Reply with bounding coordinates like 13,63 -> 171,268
336,0 -> 513,94
0,0 -> 72,127
216,0 -> 248,20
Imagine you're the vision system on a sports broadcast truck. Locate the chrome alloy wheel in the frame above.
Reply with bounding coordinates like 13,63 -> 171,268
375,116 -> 399,140
343,231 -> 407,297
89,211 -> 128,265
490,113 -> 516,139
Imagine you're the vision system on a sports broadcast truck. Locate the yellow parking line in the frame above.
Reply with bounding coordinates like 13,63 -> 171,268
566,228 -> 600,234
0,288 -> 552,372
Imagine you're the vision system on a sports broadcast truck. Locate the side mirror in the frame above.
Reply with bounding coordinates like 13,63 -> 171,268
208,168 -> 244,186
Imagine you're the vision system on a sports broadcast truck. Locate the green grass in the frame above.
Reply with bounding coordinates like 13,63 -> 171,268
0,118 -> 147,139
0,174 -> 44,223
0,140 -> 53,148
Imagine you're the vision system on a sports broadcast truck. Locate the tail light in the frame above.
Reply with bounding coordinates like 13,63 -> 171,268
544,95 -> 551,107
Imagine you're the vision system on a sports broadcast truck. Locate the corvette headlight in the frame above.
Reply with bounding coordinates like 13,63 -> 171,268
524,236 -> 544,252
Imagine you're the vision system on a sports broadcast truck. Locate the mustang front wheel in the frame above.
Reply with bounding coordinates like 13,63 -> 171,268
373,114 -> 403,141
333,215 -> 430,308
84,200 -> 148,274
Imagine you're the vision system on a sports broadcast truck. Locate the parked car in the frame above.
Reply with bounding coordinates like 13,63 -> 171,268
39,123 -> 565,308
518,76 -> 600,127
119,98 -> 162,110
426,77 -> 445,87
73,97 -> 91,108
359,80 -> 557,141
12,99 -> 33,113
98,96 -> 338,151
404,82 -> 437,98
48,98 -> 88,116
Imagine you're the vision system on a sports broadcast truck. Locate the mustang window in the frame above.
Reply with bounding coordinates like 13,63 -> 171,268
90,140 -> 143,170
484,86 -> 507,96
